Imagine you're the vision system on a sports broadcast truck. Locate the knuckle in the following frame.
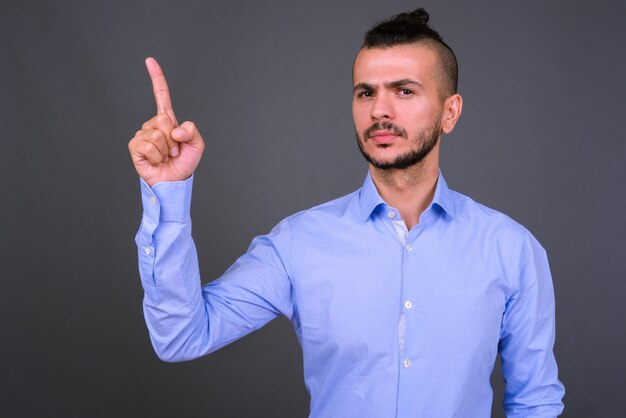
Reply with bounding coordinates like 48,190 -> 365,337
149,130 -> 164,142
136,140 -> 151,154
157,114 -> 168,125
142,116 -> 157,129
129,135 -> 141,150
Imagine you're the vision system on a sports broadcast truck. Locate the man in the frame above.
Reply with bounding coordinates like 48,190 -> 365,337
129,8 -> 565,417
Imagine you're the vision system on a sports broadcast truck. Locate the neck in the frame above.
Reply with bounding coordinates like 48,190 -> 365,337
369,155 -> 439,230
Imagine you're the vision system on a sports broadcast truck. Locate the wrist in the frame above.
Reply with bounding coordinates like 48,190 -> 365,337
140,175 -> 194,222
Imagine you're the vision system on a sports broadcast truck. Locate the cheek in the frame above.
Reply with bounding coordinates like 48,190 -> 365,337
401,102 -> 442,128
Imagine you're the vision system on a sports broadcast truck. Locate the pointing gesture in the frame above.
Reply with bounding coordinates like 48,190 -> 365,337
146,57 -> 178,127
128,57 -> 205,187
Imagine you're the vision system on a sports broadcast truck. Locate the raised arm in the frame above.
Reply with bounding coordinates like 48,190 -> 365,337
129,59 -> 294,362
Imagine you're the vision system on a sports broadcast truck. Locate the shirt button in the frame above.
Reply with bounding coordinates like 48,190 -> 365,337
150,196 -> 157,204
404,300 -> 413,309
387,211 -> 396,218
403,359 -> 411,368
406,244 -> 413,252
145,247 -> 152,255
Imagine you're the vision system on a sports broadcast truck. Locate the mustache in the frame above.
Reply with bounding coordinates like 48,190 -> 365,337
364,121 -> 408,139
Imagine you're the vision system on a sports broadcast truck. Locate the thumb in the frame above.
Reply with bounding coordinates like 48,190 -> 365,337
172,121 -> 204,155
171,121 -> 204,148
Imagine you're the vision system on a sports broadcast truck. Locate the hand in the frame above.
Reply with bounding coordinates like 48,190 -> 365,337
128,57 -> 205,187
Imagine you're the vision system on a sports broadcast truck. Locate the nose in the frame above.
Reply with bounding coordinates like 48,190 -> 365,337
370,93 -> 395,121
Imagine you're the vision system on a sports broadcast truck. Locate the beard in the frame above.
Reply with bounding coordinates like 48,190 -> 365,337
356,114 -> 442,170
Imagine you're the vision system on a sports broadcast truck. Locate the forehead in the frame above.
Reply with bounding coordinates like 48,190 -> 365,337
353,44 -> 439,86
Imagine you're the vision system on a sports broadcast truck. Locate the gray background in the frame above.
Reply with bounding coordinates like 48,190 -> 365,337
1,0 -> 624,417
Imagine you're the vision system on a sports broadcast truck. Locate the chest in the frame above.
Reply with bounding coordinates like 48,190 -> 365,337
290,223 -> 510,353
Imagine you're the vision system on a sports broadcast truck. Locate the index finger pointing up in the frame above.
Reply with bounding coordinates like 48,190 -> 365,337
145,57 -> 178,126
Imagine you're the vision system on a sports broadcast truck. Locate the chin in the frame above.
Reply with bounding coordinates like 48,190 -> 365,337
369,148 -> 402,162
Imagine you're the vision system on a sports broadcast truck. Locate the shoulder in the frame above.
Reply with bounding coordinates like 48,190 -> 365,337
259,187 -> 362,249
449,188 -> 537,249
285,189 -> 361,226
448,188 -> 549,290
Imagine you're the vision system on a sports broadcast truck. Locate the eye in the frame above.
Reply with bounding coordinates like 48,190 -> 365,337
398,88 -> 413,96
357,90 -> 374,98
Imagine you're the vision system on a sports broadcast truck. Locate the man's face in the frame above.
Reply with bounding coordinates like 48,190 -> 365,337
352,44 -> 446,170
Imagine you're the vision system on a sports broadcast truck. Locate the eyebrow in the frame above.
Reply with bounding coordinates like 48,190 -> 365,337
353,79 -> 423,93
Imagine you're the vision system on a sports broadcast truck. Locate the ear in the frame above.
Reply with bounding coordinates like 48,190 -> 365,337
441,93 -> 463,134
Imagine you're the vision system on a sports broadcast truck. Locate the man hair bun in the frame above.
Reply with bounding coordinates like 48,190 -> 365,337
395,8 -> 430,25
409,8 -> 430,24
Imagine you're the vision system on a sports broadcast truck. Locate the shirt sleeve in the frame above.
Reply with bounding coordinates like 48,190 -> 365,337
134,176 -> 295,362
499,231 -> 565,417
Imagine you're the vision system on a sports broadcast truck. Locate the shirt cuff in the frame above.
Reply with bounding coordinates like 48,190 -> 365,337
140,175 -> 194,223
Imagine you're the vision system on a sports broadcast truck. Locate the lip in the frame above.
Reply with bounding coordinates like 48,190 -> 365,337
370,132 -> 398,144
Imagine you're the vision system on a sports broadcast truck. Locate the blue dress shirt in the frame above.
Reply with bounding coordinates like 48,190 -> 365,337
135,171 -> 564,417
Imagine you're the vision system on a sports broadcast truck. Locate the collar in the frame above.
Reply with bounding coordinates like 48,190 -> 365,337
358,170 -> 457,222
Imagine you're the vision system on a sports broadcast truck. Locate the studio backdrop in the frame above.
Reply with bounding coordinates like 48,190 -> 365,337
1,0 -> 625,417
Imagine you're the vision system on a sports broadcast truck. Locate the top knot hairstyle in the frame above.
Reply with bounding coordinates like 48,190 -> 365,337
362,8 -> 458,98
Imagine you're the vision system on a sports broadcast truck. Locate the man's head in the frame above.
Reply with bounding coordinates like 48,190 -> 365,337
352,8 -> 462,171
362,8 -> 458,100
